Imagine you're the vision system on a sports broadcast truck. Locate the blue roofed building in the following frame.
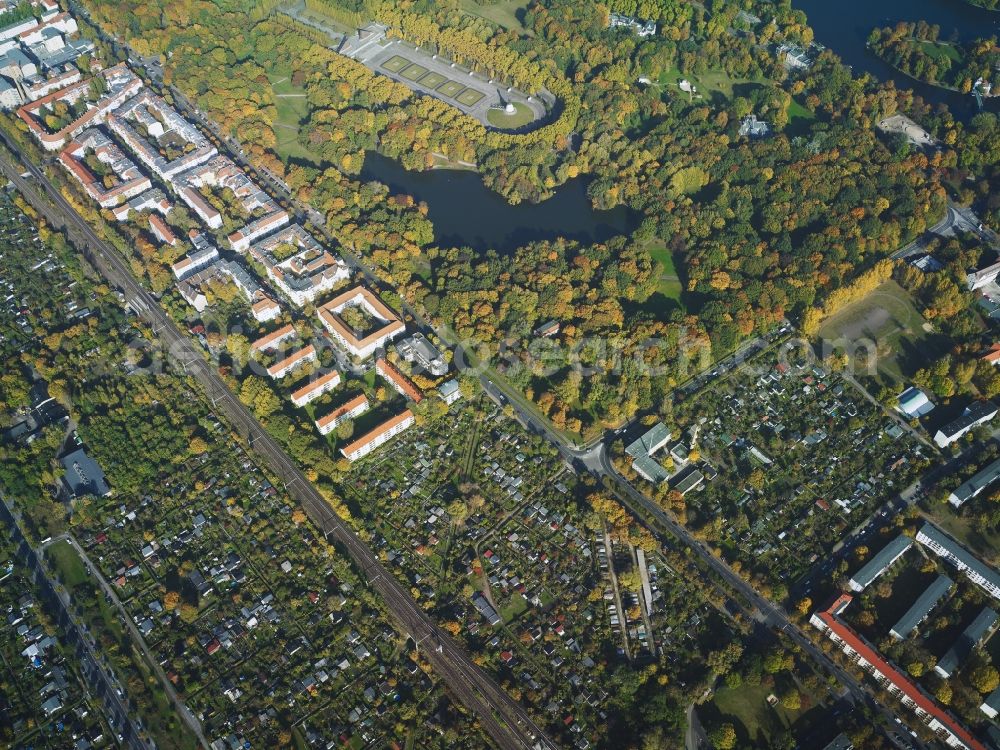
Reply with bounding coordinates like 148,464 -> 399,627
935,608 -> 998,678
898,386 -> 934,418
890,575 -> 953,640
60,447 -> 110,498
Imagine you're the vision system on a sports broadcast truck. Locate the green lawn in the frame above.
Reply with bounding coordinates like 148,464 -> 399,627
646,239 -> 683,301
915,39 -> 962,65
786,99 -> 815,126
420,71 -> 448,89
707,681 -> 806,746
269,72 -> 324,165
817,280 -> 945,384
430,152 -> 477,171
401,63 -> 429,82
500,592 -> 529,622
659,66 -> 767,101
926,508 -> 1000,566
47,539 -> 88,587
456,88 -> 486,106
437,80 -> 465,97
457,0 -> 530,33
382,55 -> 411,73
486,101 -> 534,129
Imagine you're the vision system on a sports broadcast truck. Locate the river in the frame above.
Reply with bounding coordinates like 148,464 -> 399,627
793,0 -> 1000,114
360,151 -> 640,253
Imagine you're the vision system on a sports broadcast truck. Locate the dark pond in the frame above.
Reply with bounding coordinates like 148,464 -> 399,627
361,0 -> 996,251
360,150 -> 641,253
793,0 -> 1000,115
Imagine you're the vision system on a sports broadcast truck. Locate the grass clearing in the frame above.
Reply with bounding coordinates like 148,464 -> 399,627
915,39 -> 962,66
646,239 -> 683,302
458,0 -> 530,33
785,98 -> 817,136
437,80 -> 465,97
816,280 -> 944,384
47,539 -> 88,587
382,55 -> 411,73
401,63 -> 429,82
786,99 -> 815,126
267,71 -> 324,165
420,71 -> 448,89
659,66 -> 767,101
925,508 -> 1000,566
456,88 -> 486,106
500,592 -> 529,622
705,680 -> 807,745
486,101 -> 534,129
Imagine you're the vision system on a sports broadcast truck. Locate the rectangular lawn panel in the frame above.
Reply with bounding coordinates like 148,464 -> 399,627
401,63 -> 429,82
420,71 -> 447,89
382,55 -> 411,73
456,88 -> 486,106
436,80 -> 465,97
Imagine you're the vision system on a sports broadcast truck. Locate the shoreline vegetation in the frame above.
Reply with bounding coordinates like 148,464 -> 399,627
66,0 -> 958,440
868,21 -> 999,93
962,0 -> 1000,10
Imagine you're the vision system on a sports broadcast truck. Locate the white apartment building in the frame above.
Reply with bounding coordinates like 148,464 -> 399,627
340,409 -> 413,462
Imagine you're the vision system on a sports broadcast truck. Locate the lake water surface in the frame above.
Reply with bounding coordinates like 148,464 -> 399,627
362,0 -> 994,251
793,0 -> 1000,114
360,151 -> 640,252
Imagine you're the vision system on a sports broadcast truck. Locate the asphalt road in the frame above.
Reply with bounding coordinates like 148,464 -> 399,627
2,19 -> 940,741
474,329 -> 929,743
44,533 -> 210,747
0,138 -> 554,750
0,497 -> 148,749
597,454 -> 930,747
892,202 -> 995,260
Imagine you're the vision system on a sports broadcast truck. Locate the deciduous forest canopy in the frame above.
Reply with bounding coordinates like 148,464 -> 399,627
80,0 -> 999,437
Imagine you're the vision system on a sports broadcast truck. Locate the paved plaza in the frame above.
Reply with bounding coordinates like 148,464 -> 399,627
343,24 -> 547,129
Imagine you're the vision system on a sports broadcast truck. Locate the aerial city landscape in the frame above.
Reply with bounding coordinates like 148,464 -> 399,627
5,0 -> 1000,749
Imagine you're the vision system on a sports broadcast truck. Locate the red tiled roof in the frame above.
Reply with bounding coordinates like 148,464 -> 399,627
340,409 -> 413,457
251,323 -> 296,352
315,394 -> 367,428
317,286 -> 405,351
149,214 -> 177,245
267,345 -> 315,377
818,598 -> 986,750
376,357 -> 423,403
292,370 -> 341,404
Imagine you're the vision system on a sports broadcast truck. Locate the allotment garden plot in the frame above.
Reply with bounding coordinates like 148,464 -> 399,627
342,399 -> 733,746
670,348 -> 931,596
66,397 -> 483,749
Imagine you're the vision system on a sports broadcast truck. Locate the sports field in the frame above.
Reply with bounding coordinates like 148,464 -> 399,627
817,280 -> 947,383
456,88 -> 486,106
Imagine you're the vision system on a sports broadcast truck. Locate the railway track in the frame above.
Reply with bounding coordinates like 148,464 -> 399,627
0,134 -> 556,750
